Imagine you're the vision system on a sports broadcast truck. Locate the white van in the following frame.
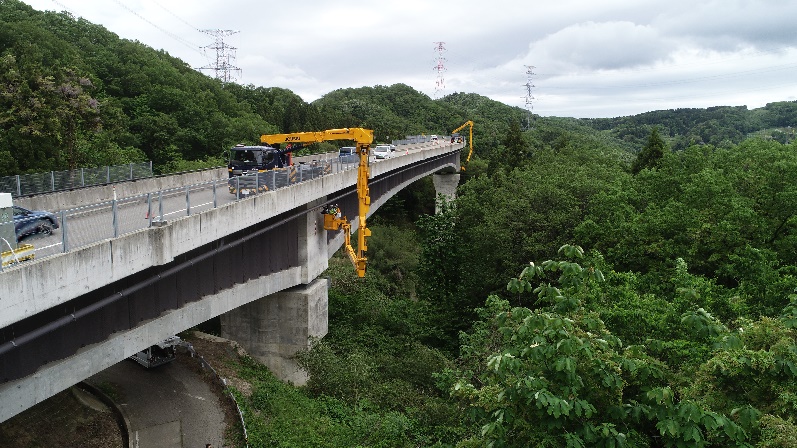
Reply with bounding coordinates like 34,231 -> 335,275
430,135 -> 438,144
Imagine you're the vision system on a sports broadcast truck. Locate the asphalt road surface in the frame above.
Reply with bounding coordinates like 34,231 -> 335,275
87,353 -> 227,448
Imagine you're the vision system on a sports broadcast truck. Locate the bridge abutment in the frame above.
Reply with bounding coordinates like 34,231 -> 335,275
432,172 -> 460,213
219,277 -> 328,385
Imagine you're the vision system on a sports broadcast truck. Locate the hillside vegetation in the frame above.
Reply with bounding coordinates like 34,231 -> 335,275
5,2 -> 797,447
3,0 -> 796,177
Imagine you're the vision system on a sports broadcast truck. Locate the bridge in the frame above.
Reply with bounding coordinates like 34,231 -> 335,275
0,141 -> 463,422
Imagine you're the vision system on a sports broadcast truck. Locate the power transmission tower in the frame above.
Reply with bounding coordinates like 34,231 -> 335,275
522,65 -> 535,129
198,29 -> 242,84
432,41 -> 447,99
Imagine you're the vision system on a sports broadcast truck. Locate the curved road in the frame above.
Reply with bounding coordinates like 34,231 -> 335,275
87,353 -> 226,448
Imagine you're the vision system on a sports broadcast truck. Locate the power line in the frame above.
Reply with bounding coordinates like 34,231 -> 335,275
43,0 -> 203,56
110,0 -> 203,55
45,0 -> 75,15
150,1 -> 201,32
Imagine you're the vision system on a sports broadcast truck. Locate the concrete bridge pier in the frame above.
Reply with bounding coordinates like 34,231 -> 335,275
220,278 -> 328,385
432,172 -> 460,213
220,199 -> 330,385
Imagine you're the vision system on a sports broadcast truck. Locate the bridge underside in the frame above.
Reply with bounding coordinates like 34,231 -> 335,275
0,150 -> 459,422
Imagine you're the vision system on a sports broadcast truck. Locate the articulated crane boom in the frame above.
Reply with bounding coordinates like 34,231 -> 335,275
451,120 -> 474,171
260,128 -> 374,277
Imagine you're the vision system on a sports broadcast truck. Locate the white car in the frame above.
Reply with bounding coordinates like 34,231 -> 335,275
373,145 -> 392,160
430,135 -> 438,144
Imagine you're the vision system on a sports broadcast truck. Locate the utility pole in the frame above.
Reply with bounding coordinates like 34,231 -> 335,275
198,29 -> 242,84
433,41 -> 447,99
522,65 -> 535,129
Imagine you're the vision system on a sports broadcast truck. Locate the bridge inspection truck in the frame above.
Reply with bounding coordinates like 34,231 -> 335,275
235,128 -> 375,277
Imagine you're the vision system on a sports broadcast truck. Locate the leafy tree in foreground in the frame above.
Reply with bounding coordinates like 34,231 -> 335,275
445,245 -> 751,448
682,293 -> 797,446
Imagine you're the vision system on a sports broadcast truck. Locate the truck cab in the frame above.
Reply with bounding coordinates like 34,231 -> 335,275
228,144 -> 290,178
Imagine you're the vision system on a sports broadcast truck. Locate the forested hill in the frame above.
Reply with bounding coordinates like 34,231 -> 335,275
0,0 -> 286,175
2,0 -> 796,178
580,102 -> 797,149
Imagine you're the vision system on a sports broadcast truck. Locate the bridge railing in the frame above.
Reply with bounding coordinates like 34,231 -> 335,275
0,162 -> 154,198
1,157 -> 360,271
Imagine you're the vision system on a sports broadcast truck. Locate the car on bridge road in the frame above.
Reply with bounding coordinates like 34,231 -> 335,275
373,145 -> 392,160
339,146 -> 357,164
13,205 -> 59,243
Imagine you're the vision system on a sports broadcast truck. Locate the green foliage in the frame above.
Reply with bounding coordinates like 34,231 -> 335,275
686,314 -> 797,420
0,1 -> 271,175
364,224 -> 420,298
232,355 -> 429,448
579,103 -> 797,149
422,128 -> 627,310
757,414 -> 797,448
631,127 -> 667,174
577,138 -> 797,316
291,254 -> 466,446
449,249 -> 752,447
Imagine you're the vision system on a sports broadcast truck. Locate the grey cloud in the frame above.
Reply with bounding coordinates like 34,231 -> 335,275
528,21 -> 677,71
654,0 -> 797,50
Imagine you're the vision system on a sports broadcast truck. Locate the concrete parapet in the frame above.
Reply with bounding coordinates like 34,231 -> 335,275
15,168 -> 228,212
219,277 -> 329,386
0,169 -> 350,327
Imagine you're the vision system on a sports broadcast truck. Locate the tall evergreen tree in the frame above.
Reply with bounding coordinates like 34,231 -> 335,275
631,126 -> 667,174
503,120 -> 527,168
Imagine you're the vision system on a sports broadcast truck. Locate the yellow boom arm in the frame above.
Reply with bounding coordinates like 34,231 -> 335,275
260,128 -> 374,277
451,120 -> 474,170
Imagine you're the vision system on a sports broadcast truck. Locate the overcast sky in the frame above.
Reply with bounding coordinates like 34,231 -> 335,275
21,0 -> 797,118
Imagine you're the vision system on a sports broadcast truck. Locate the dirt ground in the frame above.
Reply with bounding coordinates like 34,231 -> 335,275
0,331 -> 249,448
0,386 -> 124,448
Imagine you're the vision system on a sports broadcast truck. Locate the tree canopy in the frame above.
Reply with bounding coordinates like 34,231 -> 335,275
6,3 -> 797,446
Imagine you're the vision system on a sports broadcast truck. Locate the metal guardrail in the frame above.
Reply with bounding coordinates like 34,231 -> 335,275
0,162 -> 153,198
392,134 -> 452,145
0,158 -> 358,271
185,340 -> 250,448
